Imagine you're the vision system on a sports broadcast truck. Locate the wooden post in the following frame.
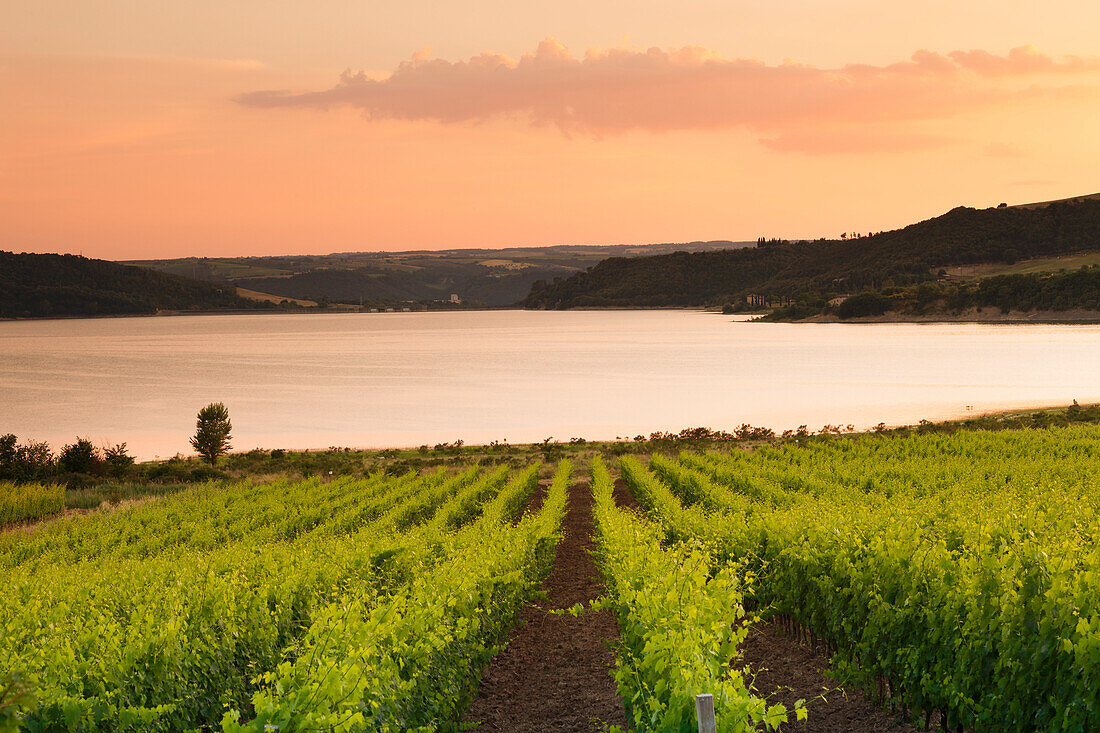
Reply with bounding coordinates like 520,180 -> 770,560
695,693 -> 717,733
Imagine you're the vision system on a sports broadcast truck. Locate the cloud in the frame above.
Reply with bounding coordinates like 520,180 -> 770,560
237,40 -> 1100,151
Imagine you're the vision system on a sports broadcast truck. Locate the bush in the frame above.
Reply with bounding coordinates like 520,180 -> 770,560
58,438 -> 104,475
0,435 -> 55,481
103,443 -> 135,478
837,290 -> 891,319
189,465 -> 228,482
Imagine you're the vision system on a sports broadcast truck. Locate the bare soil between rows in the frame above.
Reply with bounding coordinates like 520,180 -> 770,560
465,470 -> 920,732
740,619 -> 918,732
462,479 -> 629,732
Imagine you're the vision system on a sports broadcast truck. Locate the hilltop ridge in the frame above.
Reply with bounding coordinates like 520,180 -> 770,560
0,251 -> 263,319
521,195 -> 1100,310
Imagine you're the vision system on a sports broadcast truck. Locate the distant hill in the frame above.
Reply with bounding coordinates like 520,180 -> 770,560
0,251 -> 263,319
127,241 -> 753,308
522,197 -> 1100,309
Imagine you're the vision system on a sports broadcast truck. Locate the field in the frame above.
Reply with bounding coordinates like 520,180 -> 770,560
943,251 -> 1100,279
3,417 -> 1100,731
235,288 -> 318,307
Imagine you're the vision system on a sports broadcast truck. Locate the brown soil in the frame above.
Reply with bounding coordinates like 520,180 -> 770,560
520,476 -> 548,519
740,619 -> 918,732
611,477 -> 640,511
463,480 -> 629,732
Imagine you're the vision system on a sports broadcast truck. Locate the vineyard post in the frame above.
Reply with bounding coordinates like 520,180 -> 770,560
695,693 -> 717,733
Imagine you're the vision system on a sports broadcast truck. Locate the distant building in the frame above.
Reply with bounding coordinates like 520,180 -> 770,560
449,293 -> 460,304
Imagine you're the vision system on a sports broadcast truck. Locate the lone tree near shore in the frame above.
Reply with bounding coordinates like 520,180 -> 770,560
191,403 -> 232,465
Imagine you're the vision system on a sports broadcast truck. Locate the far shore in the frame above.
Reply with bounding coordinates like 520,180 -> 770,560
793,307 -> 1100,324
0,304 -> 510,324
6,304 -> 1100,325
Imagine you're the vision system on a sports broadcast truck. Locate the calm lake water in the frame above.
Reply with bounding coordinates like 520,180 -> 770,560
2,310 -> 1099,459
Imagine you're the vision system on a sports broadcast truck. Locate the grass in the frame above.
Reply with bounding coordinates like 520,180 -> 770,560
64,481 -> 197,511
0,482 -> 65,526
235,287 -> 317,307
944,252 -> 1100,279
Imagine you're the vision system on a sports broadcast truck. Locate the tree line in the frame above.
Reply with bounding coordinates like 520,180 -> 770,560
1,252 -> 265,318
759,265 -> 1100,320
1,403 -> 234,485
521,199 -> 1100,309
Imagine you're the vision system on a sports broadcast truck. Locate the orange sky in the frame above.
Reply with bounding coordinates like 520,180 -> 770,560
2,1 -> 1099,259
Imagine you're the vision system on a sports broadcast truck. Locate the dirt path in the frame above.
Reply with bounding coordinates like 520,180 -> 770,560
463,479 -> 629,732
740,620 -> 918,732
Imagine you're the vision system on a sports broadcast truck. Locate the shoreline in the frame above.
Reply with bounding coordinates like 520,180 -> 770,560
0,305 -> 511,324
132,401 -> 1098,466
7,305 -> 1100,324
793,307 -> 1100,324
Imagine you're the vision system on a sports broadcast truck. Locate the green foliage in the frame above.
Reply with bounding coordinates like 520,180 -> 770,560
102,443 -> 135,477
823,266 -> 1100,319
1,463 -> 567,731
221,460 -> 571,731
592,457 -> 791,732
57,437 -> 103,475
0,482 -> 64,526
0,436 -> 54,482
836,290 -> 891,318
191,402 -> 233,466
625,426 -> 1100,732
0,673 -> 35,733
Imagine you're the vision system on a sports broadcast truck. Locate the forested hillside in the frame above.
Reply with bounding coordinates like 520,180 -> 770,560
764,266 -> 1100,321
522,197 -> 1100,308
0,252 -> 262,318
238,260 -> 551,307
129,241 -> 751,308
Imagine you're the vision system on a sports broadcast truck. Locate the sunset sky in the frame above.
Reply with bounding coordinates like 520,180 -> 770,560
3,1 -> 1099,260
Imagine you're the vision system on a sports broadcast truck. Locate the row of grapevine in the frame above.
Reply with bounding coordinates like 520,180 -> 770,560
0,468 -> 464,571
0,482 -> 64,527
2,462 -> 553,731
223,460 -> 570,732
636,425 -> 1100,732
591,457 -> 798,732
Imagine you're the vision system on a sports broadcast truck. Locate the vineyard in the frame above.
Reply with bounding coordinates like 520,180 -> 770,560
618,424 -> 1100,731
0,482 -> 64,527
1,462 -> 567,731
2,423 -> 1099,731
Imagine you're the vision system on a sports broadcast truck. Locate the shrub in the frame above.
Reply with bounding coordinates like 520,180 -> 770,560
837,290 -> 891,319
103,443 -> 135,478
58,438 -> 104,475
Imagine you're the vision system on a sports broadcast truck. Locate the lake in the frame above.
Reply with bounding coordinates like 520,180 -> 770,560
1,310 -> 1098,459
